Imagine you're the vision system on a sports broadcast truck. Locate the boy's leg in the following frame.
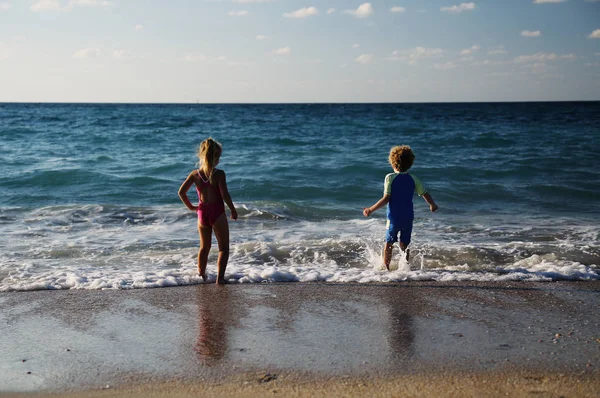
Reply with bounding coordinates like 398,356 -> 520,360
399,242 -> 410,262
198,221 -> 212,282
399,221 -> 413,262
382,242 -> 394,271
211,213 -> 230,284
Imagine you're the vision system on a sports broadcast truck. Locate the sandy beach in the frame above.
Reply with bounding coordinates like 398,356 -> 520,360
1,281 -> 599,397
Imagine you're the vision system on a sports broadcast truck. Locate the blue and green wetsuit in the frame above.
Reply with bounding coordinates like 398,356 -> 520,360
383,172 -> 427,246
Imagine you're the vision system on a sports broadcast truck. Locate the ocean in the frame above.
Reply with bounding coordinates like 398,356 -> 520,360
0,102 -> 599,291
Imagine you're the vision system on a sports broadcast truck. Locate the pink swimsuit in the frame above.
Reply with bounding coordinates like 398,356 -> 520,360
196,170 -> 225,227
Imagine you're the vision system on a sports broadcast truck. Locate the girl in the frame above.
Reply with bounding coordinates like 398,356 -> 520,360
178,138 -> 238,284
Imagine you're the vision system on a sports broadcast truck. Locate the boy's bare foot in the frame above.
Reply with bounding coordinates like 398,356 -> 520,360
216,278 -> 228,285
198,271 -> 207,282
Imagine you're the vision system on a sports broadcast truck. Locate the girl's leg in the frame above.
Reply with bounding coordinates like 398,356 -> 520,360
383,242 -> 394,271
211,213 -> 230,284
198,221 -> 212,282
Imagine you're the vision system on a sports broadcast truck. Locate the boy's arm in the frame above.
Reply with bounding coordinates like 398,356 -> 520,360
363,195 -> 390,217
422,192 -> 438,212
178,171 -> 198,211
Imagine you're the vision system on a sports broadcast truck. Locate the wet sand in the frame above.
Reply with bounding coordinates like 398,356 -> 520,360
1,281 -> 599,397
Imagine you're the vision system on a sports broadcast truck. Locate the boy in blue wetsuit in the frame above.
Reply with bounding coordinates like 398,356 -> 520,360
363,145 -> 438,270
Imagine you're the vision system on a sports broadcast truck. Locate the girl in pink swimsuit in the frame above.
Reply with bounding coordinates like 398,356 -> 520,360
178,138 -> 238,284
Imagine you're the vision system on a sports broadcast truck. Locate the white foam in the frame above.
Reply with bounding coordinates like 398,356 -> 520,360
0,206 -> 598,291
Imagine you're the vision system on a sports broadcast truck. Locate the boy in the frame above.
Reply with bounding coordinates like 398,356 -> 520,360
363,145 -> 438,270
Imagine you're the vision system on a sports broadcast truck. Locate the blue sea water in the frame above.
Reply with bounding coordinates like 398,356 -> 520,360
1,102 -> 599,290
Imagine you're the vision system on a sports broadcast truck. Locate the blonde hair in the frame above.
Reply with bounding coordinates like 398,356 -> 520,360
389,145 -> 415,172
197,137 -> 222,182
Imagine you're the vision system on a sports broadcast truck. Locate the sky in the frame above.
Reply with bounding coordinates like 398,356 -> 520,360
0,0 -> 599,103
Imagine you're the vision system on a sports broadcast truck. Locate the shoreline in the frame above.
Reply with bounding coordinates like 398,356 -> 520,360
1,281 -> 599,396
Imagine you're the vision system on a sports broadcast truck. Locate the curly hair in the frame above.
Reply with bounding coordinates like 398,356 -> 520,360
388,145 -> 415,172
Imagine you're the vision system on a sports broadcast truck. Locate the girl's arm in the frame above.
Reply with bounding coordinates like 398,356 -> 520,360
422,192 -> 438,212
178,171 -> 198,211
363,195 -> 390,217
217,170 -> 238,221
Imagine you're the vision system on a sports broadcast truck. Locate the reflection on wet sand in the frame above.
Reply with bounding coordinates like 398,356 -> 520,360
195,286 -> 231,364
384,287 -> 416,359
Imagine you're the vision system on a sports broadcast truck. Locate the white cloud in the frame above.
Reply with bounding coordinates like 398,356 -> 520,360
217,56 -> 227,61
488,46 -> 507,55
355,54 -> 374,64
460,45 -> 480,55
352,44 -> 360,49
471,59 -> 506,67
521,30 -> 541,37
273,47 -> 291,55
68,0 -> 112,7
434,62 -> 457,70
344,3 -> 374,18
113,50 -> 129,59
327,8 -> 335,14
134,24 -> 143,31
441,3 -> 475,13
233,0 -> 274,3
182,54 -> 207,62
514,52 -> 576,63
228,10 -> 248,16
283,6 -> 318,18
389,47 -> 446,64
31,0 -> 60,12
0,42 -> 13,60
390,6 -> 405,13
533,0 -> 567,3
0,3 -> 11,10
589,29 -> 600,39
256,34 -> 268,40
584,62 -> 600,67
72,48 -> 101,59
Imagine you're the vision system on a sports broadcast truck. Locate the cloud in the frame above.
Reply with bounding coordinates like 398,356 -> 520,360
228,10 -> 248,16
441,3 -> 476,13
355,54 -> 373,64
273,47 -> 291,55
327,8 -> 335,14
389,47 -> 446,64
30,0 -> 60,12
352,44 -> 360,49
68,0 -> 112,7
182,54 -> 208,62
533,0 -> 567,3
113,50 -> 130,59
390,6 -> 405,13
283,6 -> 318,18
434,62 -> 457,70
521,30 -> 541,37
216,56 -> 227,61
72,48 -> 101,59
0,3 -> 11,10
514,52 -> 576,63
488,46 -> 507,55
344,3 -> 374,18
460,45 -> 480,55
589,29 -> 600,39
0,42 -> 13,60
256,34 -> 268,40
233,0 -> 274,3
134,24 -> 143,31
